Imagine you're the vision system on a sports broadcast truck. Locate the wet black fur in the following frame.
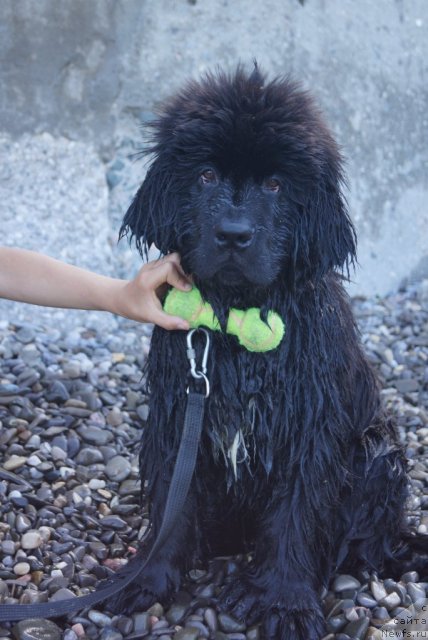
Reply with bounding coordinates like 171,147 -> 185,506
114,66 -> 414,639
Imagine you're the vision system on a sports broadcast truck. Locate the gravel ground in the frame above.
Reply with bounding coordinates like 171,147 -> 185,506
0,280 -> 427,640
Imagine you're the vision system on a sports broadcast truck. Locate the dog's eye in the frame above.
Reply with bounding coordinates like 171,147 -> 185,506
263,178 -> 281,193
200,169 -> 217,185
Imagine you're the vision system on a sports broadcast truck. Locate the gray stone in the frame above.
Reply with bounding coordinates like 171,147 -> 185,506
80,426 -> 113,446
126,390 -> 141,409
133,613 -> 150,633
13,562 -> 30,576
372,607 -> 390,623
407,582 -> 426,603
394,378 -> 420,394
100,516 -> 127,530
87,610 -> 112,627
137,404 -> 149,421
356,592 -> 377,607
99,628 -> 123,640
371,580 -> 388,601
49,588 -> 76,601
21,531 -> 43,550
174,629 -> 200,640
218,614 -> 246,633
75,447 -> 105,465
333,574 -> 361,592
105,456 -> 131,482
146,603 -> 164,617
1,539 -> 15,554
12,618 -> 62,640
246,627 -> 260,640
344,617 -> 370,640
379,591 -> 401,610
204,608 -> 218,632
166,604 -> 187,625
106,407 -> 124,427
327,616 -> 347,633
3,456 -> 27,471
46,381 -> 70,403
15,327 -> 36,344
401,571 -> 419,583
20,345 -> 40,365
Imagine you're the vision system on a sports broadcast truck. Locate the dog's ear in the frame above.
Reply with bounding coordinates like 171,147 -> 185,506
119,157 -> 178,258
292,163 -> 357,284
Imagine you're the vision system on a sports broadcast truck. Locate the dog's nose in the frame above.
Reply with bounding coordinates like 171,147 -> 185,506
214,220 -> 255,250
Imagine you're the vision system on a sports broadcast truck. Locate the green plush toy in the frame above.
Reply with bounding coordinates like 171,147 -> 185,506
164,287 -> 285,352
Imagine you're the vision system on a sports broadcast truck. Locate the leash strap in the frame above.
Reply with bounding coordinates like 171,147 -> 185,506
0,332 -> 209,622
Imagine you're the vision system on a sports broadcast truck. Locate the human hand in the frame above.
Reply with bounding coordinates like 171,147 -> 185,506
112,253 -> 192,330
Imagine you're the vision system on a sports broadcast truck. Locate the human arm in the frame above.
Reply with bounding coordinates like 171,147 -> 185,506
0,247 -> 191,330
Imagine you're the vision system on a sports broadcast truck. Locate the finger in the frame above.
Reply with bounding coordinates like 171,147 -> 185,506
161,253 -> 191,281
167,266 -> 192,291
153,261 -> 191,291
163,252 -> 181,265
151,308 -> 189,331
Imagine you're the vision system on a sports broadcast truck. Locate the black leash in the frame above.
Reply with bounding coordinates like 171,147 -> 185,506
0,329 -> 210,622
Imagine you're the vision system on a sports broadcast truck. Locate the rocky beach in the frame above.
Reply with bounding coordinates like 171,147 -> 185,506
0,280 -> 427,640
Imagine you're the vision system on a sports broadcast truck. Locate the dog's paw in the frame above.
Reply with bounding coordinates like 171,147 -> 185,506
105,557 -> 180,615
217,574 -> 264,625
217,575 -> 325,640
262,605 -> 326,640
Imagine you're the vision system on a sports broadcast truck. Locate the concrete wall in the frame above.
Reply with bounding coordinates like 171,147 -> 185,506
0,0 -> 427,307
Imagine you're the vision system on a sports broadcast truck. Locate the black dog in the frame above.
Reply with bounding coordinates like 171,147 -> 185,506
116,66 -> 409,639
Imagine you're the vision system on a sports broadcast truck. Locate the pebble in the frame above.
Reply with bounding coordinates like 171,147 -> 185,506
147,602 -> 164,617
62,362 -> 81,378
379,591 -> 401,609
204,608 -> 218,631
99,628 -> 123,640
333,574 -> 361,592
46,381 -> 70,403
166,604 -> 187,625
13,561 -> 30,575
26,455 -> 42,467
1,540 -> 15,554
75,447 -> 104,465
372,607 -> 390,623
21,344 -> 40,364
106,407 -> 124,427
174,629 -> 200,640
3,455 -> 27,471
87,610 -> 112,627
356,592 -> 377,607
50,588 -> 76,601
15,514 -> 32,533
133,613 -> 150,633
100,515 -> 127,529
371,580 -> 387,601
80,426 -> 113,446
71,623 -> 85,637
366,628 -> 382,639
407,582 -> 426,603
20,530 -> 43,549
344,617 -> 369,639
12,619 -> 62,640
105,456 -> 132,482
218,614 -> 246,633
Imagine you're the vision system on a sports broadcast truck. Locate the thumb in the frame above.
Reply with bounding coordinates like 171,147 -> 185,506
151,308 -> 190,331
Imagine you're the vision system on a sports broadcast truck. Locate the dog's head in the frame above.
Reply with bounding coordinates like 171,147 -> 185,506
121,65 -> 356,294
